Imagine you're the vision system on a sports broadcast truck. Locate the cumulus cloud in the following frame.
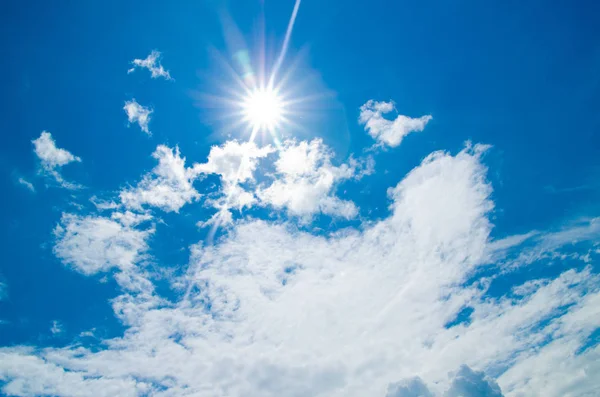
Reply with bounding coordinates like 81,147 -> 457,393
32,131 -> 82,188
192,140 -> 274,185
359,100 -> 432,147
120,145 -> 200,213
258,139 -> 359,221
2,140 -> 600,397
127,50 -> 172,80
388,366 -> 505,397
445,365 -> 503,397
386,377 -> 434,397
17,177 -> 35,192
53,213 -> 153,276
190,140 -> 274,225
123,99 -> 153,135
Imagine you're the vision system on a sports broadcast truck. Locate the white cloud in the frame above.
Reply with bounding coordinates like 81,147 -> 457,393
50,321 -> 63,335
123,99 -> 153,135
120,145 -> 200,213
128,50 -> 172,80
386,377 -> 434,397
32,132 -> 81,169
257,139 -> 359,221
17,177 -> 35,192
192,140 -> 274,185
110,211 -> 153,228
445,365 -> 503,397
191,140 -> 274,223
2,142 -> 600,397
359,100 -> 432,147
0,348 -> 150,397
32,131 -> 82,189
90,196 -> 120,211
53,213 -> 153,276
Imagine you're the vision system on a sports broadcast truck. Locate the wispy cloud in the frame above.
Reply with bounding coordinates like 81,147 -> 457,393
32,131 -> 82,189
123,99 -> 153,135
127,50 -> 172,80
17,177 -> 35,193
359,100 -> 432,147
50,320 -> 63,335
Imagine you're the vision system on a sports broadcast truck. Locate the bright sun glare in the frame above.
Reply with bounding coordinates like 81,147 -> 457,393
242,88 -> 284,130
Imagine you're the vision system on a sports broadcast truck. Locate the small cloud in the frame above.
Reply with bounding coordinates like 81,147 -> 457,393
128,50 -> 172,80
32,132 -> 81,169
359,100 -> 432,147
32,131 -> 82,189
17,177 -> 35,193
124,99 -> 153,135
90,196 -> 119,211
79,328 -> 96,338
50,320 -> 63,335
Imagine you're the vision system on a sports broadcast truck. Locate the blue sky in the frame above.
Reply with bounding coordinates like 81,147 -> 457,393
1,0 -> 599,396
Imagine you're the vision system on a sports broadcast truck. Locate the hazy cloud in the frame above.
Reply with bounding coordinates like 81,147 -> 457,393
17,177 -> 35,192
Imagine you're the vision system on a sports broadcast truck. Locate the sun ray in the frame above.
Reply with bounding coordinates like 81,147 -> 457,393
269,0 -> 302,87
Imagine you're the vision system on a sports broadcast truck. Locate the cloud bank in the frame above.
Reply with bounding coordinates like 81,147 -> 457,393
3,126 -> 600,396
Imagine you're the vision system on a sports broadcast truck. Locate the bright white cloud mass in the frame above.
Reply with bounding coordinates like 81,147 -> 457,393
257,139 -> 359,221
3,101 -> 600,396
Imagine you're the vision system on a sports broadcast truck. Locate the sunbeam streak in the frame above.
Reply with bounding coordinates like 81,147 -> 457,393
269,0 -> 302,87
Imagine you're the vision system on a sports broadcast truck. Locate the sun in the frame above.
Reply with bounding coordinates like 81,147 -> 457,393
242,87 -> 284,130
